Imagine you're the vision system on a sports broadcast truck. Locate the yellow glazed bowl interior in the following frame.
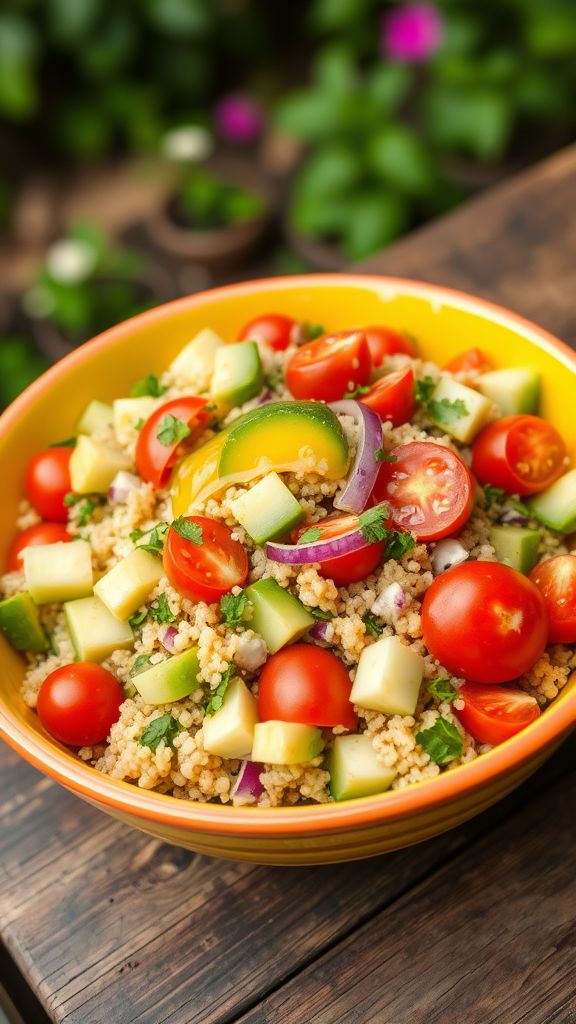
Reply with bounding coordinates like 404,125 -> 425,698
0,275 -> 575,865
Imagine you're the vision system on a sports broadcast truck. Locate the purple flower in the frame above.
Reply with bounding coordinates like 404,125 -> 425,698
214,94 -> 265,145
382,3 -> 444,62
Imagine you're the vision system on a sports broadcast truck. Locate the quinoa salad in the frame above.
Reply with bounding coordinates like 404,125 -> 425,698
1,313 -> 575,808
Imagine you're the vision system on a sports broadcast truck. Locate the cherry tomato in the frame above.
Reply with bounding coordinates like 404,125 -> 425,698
455,683 -> 541,746
471,415 -> 566,496
163,515 -> 248,603
360,366 -> 415,426
25,447 -> 73,521
444,348 -> 493,375
37,663 -> 124,747
293,515 -> 385,586
422,561 -> 548,684
238,313 -> 296,351
285,331 -> 371,403
258,644 -> 356,729
529,555 -> 576,643
7,522 -> 71,571
136,397 -> 209,489
362,325 -> 417,367
372,441 -> 474,542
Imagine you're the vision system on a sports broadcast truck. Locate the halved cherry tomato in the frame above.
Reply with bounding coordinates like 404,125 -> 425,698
293,514 -> 385,586
360,366 -> 415,426
285,331 -> 371,403
444,348 -> 493,375
362,325 -> 417,367
136,397 -> 209,489
421,561 -> 548,683
25,447 -> 73,521
372,441 -> 474,542
238,313 -> 296,351
455,683 -> 541,746
37,662 -> 124,746
7,522 -> 71,571
529,555 -> 576,643
258,644 -> 356,730
163,515 -> 248,603
471,414 -> 566,496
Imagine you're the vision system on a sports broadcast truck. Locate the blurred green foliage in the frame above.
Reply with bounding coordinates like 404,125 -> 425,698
176,171 -> 264,230
0,336 -> 48,406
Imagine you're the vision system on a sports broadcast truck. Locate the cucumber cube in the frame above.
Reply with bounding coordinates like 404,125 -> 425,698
69,435 -> 132,494
230,473 -> 305,544
211,341 -> 263,407
169,328 -> 226,389
329,734 -> 396,801
489,525 -> 540,574
24,540 -> 93,604
0,592 -> 48,652
202,677 -> 259,758
429,377 -> 492,443
251,721 -> 324,765
94,549 -> 164,620
77,399 -> 114,436
528,469 -> 576,533
350,636 -> 424,716
476,368 -> 540,415
133,647 -> 201,705
112,397 -> 160,445
243,579 -> 314,653
65,596 -> 134,661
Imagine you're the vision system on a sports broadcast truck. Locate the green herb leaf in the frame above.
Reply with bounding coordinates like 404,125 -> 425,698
302,322 -> 324,341
414,376 -> 435,404
362,613 -> 384,637
483,484 -> 506,510
134,417 -> 145,431
416,717 -> 464,765
375,448 -> 398,463
138,714 -> 181,752
385,530 -> 415,560
129,528 -> 146,542
343,384 -> 371,400
171,517 -> 203,544
428,397 -> 469,425
220,591 -> 252,628
156,414 -> 191,447
71,495 -> 104,527
311,607 -> 334,621
49,437 -> 77,448
131,374 -> 167,398
130,654 -> 153,677
64,492 -> 81,507
428,677 -> 458,703
298,527 -> 323,544
149,593 -> 176,624
129,608 -> 149,628
358,502 -> 390,543
136,522 -> 169,555
205,665 -> 234,716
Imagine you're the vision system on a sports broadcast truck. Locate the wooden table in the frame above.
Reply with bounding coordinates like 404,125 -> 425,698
1,146 -> 576,1024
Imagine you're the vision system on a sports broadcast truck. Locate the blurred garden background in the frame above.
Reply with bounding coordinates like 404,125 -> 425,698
1,0 -> 576,406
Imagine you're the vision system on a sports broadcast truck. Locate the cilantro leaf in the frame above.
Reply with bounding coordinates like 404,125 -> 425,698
67,495 -> 104,527
64,492 -> 81,507
311,608 -> 334,621
130,654 -> 153,677
131,374 -> 167,398
129,608 -> 149,628
134,417 -> 145,431
385,530 -> 415,561
343,385 -> 371,400
171,518 -> 203,544
49,437 -> 77,448
205,665 -> 234,716
298,527 -> 322,545
302,322 -> 324,341
220,591 -> 252,628
375,448 -> 398,463
156,414 -> 190,446
428,677 -> 458,703
428,397 -> 469,425
149,593 -> 176,624
414,376 -> 435,404
358,502 -> 390,543
362,613 -> 383,637
136,522 -> 169,555
416,718 -> 464,765
139,714 -> 181,752
130,528 -> 146,542
483,484 -> 506,510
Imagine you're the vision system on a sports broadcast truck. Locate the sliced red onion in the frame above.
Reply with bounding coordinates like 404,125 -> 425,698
266,521 -> 374,564
231,760 -> 264,802
431,539 -> 469,575
499,508 -> 530,526
159,625 -> 179,653
329,400 -> 382,515
371,582 -> 407,619
108,470 -> 141,504
308,620 -> 332,646
256,389 -> 273,406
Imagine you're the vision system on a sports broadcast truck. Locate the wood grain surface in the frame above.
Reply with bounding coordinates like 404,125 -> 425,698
1,143 -> 575,1024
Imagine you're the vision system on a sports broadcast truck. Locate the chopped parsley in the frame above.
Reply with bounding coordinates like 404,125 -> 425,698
375,448 -> 398,463
483,484 -> 506,510
64,492 -> 80,507
134,417 -> 145,431
138,714 -> 181,752
130,654 -> 153,677
171,517 -> 203,544
428,397 -> 468,425
362,613 -> 384,637
298,527 -> 322,545
358,502 -> 390,543
302,322 -> 325,341
414,376 -> 435,404
135,522 -> 169,555
49,437 -> 77,448
428,677 -> 458,703
129,607 -> 149,628
149,593 -> 176,624
65,494 -> 104,527
385,530 -> 415,560
156,414 -> 190,447
129,528 -> 145,542
311,607 -> 334,621
265,369 -> 284,389
343,384 -> 371,400
416,718 -> 464,764
220,591 -> 252,628
205,665 -> 234,716
131,373 -> 167,398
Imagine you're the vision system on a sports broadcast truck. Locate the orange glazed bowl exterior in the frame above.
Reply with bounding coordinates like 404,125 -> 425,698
0,275 -> 575,865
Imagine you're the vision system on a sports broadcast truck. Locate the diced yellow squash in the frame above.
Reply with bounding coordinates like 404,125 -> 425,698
428,377 -> 492,444
112,397 -> 161,446
76,399 -> 113,436
24,540 -> 93,604
69,435 -> 132,494
251,721 -> 324,765
202,677 -> 259,758
93,549 -> 164,620
169,327 -> 226,389
349,636 -> 424,716
64,595 -> 134,661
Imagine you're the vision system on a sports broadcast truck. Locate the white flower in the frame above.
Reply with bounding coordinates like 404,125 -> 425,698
46,239 -> 97,284
161,125 -> 213,163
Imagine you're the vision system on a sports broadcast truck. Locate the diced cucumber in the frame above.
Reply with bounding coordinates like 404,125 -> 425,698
210,340 -> 263,407
329,734 -> 396,801
0,592 -> 48,653
528,469 -> 576,532
94,549 -> 163,620
64,596 -> 134,661
24,540 -> 93,604
476,368 -> 540,415
202,677 -> 259,758
113,397 -> 160,446
77,399 -> 113,436
169,328 -> 225,389
230,472 -> 305,544
489,525 -> 540,574
349,636 -> 424,716
69,435 -> 132,494
429,377 -> 492,443
251,721 -> 324,765
243,579 -> 314,653
132,647 -> 201,705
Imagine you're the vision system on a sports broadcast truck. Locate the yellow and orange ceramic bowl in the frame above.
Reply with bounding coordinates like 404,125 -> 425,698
0,275 -> 575,865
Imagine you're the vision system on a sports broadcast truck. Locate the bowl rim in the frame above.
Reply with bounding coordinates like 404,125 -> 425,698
1,272 -> 575,837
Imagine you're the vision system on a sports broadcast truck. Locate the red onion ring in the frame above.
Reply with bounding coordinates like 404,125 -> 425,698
329,400 -> 382,515
308,620 -> 332,646
266,523 -> 371,564
108,470 -> 141,504
231,760 -> 264,801
159,625 -> 179,653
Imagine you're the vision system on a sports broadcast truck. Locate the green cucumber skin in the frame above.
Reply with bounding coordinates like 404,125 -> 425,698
0,593 -> 48,653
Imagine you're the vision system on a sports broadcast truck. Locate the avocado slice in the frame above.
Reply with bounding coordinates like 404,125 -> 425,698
0,592 -> 48,653
329,734 -> 396,801
476,368 -> 540,415
243,578 -> 314,653
132,647 -> 201,705
77,399 -> 113,436
251,721 -> 324,765
230,472 -> 305,544
489,525 -> 540,574
65,596 -> 134,661
528,469 -> 576,533
210,340 -> 263,407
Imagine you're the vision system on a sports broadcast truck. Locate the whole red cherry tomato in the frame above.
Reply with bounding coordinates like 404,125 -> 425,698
37,663 -> 124,746
362,325 -> 417,368
258,644 -> 356,729
285,331 -> 371,403
25,447 -> 73,521
237,313 -> 296,351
